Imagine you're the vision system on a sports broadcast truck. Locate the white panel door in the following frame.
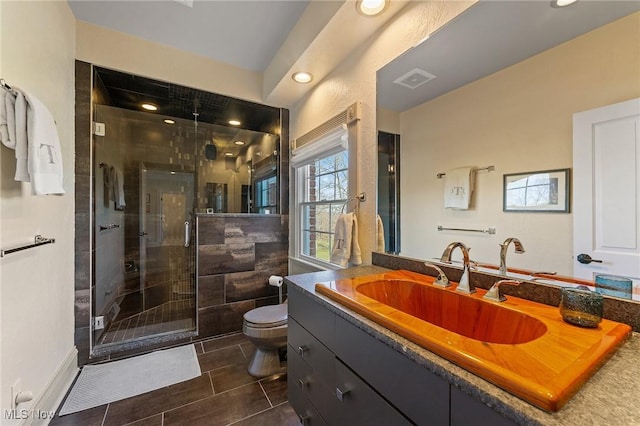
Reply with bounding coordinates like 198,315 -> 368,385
573,98 -> 640,292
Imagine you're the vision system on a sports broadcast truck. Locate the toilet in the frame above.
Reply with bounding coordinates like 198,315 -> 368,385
242,302 -> 288,377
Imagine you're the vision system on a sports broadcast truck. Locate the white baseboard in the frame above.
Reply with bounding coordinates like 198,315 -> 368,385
21,346 -> 78,426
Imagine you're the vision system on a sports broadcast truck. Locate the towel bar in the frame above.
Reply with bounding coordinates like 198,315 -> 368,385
437,225 -> 496,235
99,224 -> 121,231
1,235 -> 55,257
437,165 -> 495,179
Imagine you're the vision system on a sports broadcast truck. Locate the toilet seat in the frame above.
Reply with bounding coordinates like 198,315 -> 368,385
243,304 -> 287,328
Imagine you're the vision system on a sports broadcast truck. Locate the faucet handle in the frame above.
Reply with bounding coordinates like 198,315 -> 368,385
423,263 -> 451,288
483,279 -> 521,303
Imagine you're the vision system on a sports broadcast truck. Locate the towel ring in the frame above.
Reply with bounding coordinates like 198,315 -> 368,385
340,193 -> 366,213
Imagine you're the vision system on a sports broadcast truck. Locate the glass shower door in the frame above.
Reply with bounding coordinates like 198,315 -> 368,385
92,104 -> 197,349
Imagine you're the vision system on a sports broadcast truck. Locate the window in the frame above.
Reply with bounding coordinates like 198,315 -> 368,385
299,151 -> 348,262
255,175 -> 277,214
292,125 -> 350,268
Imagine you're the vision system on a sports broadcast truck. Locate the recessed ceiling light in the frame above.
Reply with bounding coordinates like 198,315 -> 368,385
552,0 -> 578,7
356,0 -> 387,17
142,103 -> 158,111
224,152 -> 235,157
234,140 -> 245,146
228,119 -> 241,126
292,72 -> 313,84
170,171 -> 176,175
164,119 -> 175,124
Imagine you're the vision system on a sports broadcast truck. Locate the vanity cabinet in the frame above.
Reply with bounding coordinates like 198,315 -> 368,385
288,288 -> 517,426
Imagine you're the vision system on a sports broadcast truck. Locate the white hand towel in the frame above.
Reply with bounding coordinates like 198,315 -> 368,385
22,88 -> 65,194
331,212 -> 361,267
331,214 -> 351,267
349,213 -> 362,266
444,167 -> 474,209
14,90 -> 30,182
376,215 -> 385,252
0,90 -> 11,146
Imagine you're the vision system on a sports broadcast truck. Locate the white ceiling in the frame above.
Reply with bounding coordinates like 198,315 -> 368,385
377,1 -> 640,112
67,0 -> 310,72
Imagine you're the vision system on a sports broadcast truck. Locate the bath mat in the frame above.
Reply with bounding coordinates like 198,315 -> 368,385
59,344 -> 201,415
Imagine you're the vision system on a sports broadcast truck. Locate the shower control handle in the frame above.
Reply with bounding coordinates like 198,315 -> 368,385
184,221 -> 191,248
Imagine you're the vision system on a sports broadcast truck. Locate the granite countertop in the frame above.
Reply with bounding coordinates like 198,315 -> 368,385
285,266 -> 640,426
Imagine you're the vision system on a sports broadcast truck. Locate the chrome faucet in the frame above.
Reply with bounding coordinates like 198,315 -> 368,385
423,262 -> 450,288
483,280 -> 521,302
440,242 -> 475,294
499,237 -> 525,275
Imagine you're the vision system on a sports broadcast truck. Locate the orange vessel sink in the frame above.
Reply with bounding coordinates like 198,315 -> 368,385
315,270 -> 632,412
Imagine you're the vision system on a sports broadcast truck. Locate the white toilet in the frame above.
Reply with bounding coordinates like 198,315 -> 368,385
242,302 -> 288,377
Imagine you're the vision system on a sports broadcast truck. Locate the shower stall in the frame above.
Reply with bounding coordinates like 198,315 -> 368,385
93,105 -> 198,347
89,66 -> 282,352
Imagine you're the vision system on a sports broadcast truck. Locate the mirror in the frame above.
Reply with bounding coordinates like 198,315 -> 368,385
376,1 -> 640,299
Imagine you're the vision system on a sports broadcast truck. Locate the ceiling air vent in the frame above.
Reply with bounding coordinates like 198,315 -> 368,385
393,68 -> 437,90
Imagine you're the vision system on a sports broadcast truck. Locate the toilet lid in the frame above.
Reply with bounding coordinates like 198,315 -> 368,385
244,304 -> 288,328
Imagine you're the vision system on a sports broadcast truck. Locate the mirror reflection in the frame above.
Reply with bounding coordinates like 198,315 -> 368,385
376,1 -> 640,300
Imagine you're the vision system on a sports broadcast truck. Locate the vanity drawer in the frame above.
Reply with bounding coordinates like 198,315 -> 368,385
288,336 -> 338,425
334,358 -> 412,426
334,315 -> 449,426
288,317 -> 335,387
288,372 -> 328,426
288,289 -> 336,351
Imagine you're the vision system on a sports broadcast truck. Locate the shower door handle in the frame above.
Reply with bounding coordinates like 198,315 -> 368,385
184,221 -> 191,248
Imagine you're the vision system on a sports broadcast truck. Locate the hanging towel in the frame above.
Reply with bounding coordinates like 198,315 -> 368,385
444,167 -> 474,209
0,89 -> 11,146
113,167 -> 126,210
14,90 -> 30,182
23,88 -> 65,194
376,215 -> 385,252
1,87 -> 29,182
331,212 -> 362,267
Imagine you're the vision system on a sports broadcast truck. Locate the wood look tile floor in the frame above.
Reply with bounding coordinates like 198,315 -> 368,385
52,334 -> 299,426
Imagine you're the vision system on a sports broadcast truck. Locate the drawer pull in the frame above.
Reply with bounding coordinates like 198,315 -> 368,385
298,378 -> 309,390
298,345 -> 308,357
336,386 -> 351,402
299,414 -> 310,425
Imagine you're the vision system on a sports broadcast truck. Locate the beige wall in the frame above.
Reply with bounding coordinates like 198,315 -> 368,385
290,1 -> 474,265
0,0 -> 77,419
76,21 -> 263,104
400,12 -> 640,275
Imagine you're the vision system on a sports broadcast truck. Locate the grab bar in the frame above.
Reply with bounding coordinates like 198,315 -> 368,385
437,225 -> 496,235
184,220 -> 191,248
1,235 -> 55,257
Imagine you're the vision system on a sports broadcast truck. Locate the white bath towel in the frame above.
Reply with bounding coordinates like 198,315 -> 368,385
444,167 -> 474,209
331,212 -> 362,267
15,90 -> 30,182
376,215 -> 385,252
23,88 -> 65,194
0,89 -> 11,146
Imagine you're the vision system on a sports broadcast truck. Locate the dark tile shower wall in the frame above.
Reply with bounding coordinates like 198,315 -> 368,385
74,60 -> 290,365
196,215 -> 288,339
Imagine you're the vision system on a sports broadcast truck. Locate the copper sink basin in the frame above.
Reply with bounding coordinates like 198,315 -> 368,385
315,270 -> 632,412
357,279 -> 547,344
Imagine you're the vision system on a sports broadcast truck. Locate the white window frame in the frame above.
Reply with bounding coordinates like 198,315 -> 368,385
291,125 -> 354,270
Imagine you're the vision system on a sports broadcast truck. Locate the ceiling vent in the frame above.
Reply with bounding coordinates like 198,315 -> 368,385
393,68 -> 437,90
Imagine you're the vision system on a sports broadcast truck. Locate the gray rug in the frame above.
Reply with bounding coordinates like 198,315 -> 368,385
59,344 -> 201,415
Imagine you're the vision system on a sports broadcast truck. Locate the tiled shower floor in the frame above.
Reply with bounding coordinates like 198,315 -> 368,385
52,333 -> 299,426
98,299 -> 195,345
